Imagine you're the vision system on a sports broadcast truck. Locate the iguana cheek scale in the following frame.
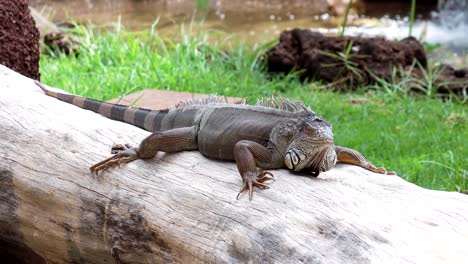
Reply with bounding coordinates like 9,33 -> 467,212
36,81 -> 395,200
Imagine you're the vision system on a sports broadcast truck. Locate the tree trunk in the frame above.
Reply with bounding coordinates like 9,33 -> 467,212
0,64 -> 467,263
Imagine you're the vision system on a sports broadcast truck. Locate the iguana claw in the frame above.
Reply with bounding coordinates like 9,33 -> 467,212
374,166 -> 397,176
111,143 -> 134,154
236,171 -> 274,200
90,147 -> 139,175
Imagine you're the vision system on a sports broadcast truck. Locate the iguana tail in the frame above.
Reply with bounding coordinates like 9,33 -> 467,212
35,81 -> 169,132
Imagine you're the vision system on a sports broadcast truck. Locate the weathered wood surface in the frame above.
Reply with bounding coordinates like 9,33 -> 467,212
0,64 -> 467,264
106,89 -> 242,110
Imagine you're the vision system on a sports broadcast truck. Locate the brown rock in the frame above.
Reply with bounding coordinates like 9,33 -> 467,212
107,89 -> 243,110
266,29 -> 426,84
265,29 -> 467,95
0,0 -> 40,80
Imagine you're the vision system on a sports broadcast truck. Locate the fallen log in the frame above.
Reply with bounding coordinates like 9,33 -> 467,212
0,64 -> 467,263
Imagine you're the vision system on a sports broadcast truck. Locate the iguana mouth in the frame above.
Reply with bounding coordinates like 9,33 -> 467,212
307,145 -> 336,173
311,140 -> 334,145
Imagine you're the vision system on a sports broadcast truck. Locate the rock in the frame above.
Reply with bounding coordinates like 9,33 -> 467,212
0,0 -> 40,80
29,6 -> 81,55
107,89 -> 243,110
265,29 -> 467,95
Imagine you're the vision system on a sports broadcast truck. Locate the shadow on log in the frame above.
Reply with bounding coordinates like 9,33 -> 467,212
0,64 -> 467,263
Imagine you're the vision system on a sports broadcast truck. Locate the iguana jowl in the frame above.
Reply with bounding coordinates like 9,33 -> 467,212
36,82 -> 395,199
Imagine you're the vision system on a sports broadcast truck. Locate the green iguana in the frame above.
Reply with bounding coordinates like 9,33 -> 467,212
36,81 -> 395,199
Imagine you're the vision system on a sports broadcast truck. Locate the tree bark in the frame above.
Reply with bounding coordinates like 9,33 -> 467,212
0,64 -> 467,264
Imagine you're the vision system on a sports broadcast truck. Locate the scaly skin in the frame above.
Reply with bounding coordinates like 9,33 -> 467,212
36,81 -> 396,200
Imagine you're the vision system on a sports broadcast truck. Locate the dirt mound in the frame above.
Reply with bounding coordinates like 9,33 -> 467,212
0,0 -> 40,80
266,29 -> 467,95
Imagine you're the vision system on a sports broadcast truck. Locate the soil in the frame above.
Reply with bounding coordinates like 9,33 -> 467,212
0,0 -> 40,80
265,29 -> 467,96
43,31 -> 81,55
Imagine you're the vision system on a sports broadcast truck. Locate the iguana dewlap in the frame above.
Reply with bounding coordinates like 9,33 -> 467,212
36,81 -> 395,200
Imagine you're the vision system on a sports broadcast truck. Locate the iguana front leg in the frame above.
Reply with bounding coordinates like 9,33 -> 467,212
335,146 -> 396,175
234,140 -> 279,200
90,127 -> 198,174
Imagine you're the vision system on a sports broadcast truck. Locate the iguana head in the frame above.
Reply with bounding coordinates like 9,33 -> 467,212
284,116 -> 336,174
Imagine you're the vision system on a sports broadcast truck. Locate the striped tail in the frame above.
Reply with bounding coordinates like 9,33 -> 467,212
35,81 -> 169,132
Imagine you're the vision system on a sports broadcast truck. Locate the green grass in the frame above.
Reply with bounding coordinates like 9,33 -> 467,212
409,0 -> 417,37
338,0 -> 353,36
40,24 -> 467,193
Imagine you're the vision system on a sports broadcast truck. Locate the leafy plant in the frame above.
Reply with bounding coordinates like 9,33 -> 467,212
367,62 -> 467,102
339,0 -> 353,36
424,42 -> 442,52
318,40 -> 367,85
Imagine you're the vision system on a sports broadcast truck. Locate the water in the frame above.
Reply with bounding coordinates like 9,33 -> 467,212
28,1 -> 435,36
29,0 -> 309,47
30,0 -> 467,66
325,0 -> 468,66
438,0 -> 468,26
324,0 -> 468,50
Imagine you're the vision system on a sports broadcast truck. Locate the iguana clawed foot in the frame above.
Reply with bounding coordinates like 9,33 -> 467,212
335,146 -> 397,176
90,147 -> 139,175
374,167 -> 397,175
236,171 -> 274,200
111,143 -> 134,154
364,162 -> 397,175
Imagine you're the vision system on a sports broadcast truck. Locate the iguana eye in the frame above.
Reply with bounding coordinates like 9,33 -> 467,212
305,123 -> 315,133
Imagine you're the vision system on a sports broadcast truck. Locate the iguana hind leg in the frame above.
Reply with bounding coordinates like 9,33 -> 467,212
91,126 -> 198,174
335,146 -> 396,175
234,140 -> 278,200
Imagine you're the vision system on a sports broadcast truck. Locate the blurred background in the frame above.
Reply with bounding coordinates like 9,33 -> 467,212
29,0 -> 467,65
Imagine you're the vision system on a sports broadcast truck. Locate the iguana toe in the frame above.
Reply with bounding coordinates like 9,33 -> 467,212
236,171 -> 274,200
90,147 -> 139,175
374,166 -> 397,176
256,171 -> 275,183
111,143 -> 134,154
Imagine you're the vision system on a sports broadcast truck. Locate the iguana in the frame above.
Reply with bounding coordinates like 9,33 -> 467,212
36,81 -> 395,199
